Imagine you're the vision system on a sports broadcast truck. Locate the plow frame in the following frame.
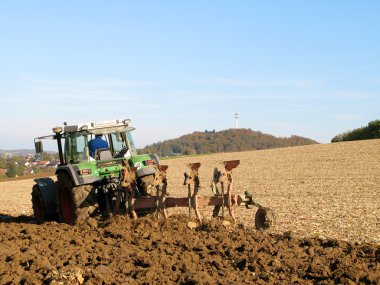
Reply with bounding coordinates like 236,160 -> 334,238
113,159 -> 274,229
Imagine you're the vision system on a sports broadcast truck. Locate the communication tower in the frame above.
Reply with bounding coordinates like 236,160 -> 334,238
234,112 -> 239,129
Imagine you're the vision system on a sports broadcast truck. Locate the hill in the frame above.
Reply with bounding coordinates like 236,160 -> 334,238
139,128 -> 318,156
0,149 -> 35,156
0,149 -> 56,157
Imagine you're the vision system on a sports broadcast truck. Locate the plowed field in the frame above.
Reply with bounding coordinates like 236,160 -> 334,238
1,139 -> 379,284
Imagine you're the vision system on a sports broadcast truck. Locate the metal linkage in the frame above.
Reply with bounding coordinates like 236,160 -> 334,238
211,160 -> 240,223
148,165 -> 169,219
183,163 -> 202,223
118,162 -> 170,220
117,161 -> 138,219
116,159 -> 274,229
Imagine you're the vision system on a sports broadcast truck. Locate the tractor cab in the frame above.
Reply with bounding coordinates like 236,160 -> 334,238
34,118 -> 159,186
35,119 -> 138,165
62,128 -> 137,164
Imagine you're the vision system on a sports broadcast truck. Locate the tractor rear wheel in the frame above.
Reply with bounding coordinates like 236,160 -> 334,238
255,207 -> 274,230
57,172 -> 98,226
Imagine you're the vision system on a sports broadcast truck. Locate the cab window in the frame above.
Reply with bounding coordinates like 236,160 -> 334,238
64,132 -> 89,163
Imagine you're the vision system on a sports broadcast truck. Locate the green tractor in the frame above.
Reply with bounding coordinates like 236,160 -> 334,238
31,118 -> 160,225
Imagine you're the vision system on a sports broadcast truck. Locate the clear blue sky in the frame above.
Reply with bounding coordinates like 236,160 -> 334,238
0,1 -> 379,149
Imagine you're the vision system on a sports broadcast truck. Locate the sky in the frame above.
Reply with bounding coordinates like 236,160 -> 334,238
0,1 -> 379,150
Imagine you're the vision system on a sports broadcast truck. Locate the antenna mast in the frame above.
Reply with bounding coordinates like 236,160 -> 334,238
234,112 -> 239,129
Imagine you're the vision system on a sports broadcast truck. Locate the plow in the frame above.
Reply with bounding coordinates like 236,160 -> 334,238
31,118 -> 274,230
113,159 -> 274,229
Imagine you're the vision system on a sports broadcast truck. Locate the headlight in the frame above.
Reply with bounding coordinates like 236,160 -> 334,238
134,162 -> 142,169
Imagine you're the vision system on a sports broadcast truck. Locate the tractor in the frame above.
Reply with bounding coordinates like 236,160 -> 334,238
32,118 -> 274,230
32,118 -> 160,225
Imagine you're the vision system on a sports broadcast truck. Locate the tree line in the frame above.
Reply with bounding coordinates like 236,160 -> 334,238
331,120 -> 380,142
138,128 -> 318,157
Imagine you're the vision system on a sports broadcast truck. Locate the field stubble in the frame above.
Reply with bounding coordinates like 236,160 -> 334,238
163,139 -> 380,244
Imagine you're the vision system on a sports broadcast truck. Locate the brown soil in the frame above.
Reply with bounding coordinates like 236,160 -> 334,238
0,140 -> 379,284
0,214 -> 379,285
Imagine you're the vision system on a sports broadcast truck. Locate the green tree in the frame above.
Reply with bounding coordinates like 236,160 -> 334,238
17,164 -> 26,176
183,147 -> 196,155
0,159 -> 6,169
42,152 -> 52,161
6,162 -> 16,177
332,120 -> 380,142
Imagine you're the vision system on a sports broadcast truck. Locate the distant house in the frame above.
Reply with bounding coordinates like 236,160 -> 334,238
0,168 -> 7,176
47,161 -> 59,168
24,169 -> 34,175
25,154 -> 35,160
35,161 -> 50,167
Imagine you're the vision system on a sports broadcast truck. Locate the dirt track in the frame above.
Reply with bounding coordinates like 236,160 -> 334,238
0,140 -> 379,284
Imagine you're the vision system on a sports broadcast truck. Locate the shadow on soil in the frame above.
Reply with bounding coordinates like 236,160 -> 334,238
0,214 -> 40,224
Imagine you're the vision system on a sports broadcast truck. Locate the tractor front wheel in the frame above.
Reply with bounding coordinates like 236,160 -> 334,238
57,172 -> 98,226
31,185 -> 45,221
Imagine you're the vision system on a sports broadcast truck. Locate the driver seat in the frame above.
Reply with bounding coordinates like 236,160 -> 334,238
95,148 -> 113,160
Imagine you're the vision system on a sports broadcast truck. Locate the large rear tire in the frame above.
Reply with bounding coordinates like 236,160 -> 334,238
57,172 -> 98,226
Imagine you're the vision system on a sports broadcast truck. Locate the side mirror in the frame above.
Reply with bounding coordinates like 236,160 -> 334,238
35,141 -> 43,154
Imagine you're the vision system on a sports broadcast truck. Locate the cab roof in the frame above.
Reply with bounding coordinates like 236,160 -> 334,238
64,118 -> 135,135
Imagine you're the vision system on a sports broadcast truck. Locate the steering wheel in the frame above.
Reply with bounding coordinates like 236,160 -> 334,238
115,147 -> 128,158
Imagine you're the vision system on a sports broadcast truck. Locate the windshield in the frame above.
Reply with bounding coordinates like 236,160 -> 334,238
126,131 -> 137,155
110,132 -> 126,153
108,131 -> 137,157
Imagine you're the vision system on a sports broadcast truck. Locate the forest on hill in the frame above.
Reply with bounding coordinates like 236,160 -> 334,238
138,128 -> 318,157
331,120 -> 380,142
